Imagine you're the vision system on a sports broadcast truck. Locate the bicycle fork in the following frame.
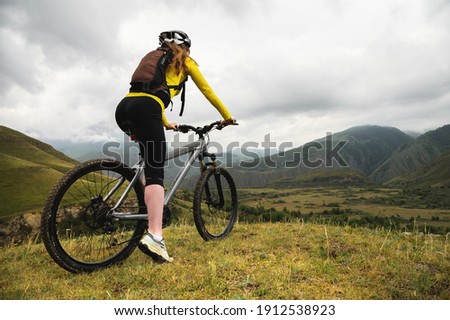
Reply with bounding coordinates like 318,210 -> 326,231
201,152 -> 225,209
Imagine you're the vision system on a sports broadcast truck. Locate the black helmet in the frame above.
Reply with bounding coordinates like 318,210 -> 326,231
159,30 -> 191,48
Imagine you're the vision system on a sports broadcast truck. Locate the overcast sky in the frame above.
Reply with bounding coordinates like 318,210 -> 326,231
1,0 -> 449,150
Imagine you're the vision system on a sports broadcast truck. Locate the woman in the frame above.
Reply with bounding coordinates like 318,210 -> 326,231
115,30 -> 235,262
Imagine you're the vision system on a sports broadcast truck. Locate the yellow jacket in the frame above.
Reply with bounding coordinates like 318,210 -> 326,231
127,56 -> 231,127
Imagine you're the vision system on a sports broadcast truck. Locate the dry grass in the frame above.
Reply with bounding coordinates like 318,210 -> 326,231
240,187 -> 450,231
1,222 -> 448,300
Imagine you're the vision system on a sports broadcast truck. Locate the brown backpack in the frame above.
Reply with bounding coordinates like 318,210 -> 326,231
130,47 -> 187,116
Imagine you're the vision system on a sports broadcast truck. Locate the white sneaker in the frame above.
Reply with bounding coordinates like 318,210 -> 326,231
138,233 -> 173,263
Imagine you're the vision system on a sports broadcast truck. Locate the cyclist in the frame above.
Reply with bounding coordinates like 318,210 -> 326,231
115,30 -> 235,262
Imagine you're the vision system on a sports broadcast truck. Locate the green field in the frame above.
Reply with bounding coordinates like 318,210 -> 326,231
1,223 -> 448,300
238,187 -> 450,234
1,185 -> 449,300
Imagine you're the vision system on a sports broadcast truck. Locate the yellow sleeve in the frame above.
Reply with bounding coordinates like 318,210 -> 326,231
162,111 -> 169,127
186,58 -> 232,120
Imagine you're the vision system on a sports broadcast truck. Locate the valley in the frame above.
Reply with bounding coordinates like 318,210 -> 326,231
1,123 -> 450,242
237,187 -> 450,234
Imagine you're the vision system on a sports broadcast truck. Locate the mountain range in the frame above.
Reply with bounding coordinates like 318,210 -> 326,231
227,124 -> 450,188
369,124 -> 450,183
1,123 -> 449,218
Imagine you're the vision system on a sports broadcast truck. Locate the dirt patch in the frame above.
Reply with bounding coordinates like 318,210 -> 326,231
0,211 -> 41,245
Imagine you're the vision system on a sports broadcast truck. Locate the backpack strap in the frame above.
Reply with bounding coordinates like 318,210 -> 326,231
179,81 -> 186,117
167,77 -> 188,116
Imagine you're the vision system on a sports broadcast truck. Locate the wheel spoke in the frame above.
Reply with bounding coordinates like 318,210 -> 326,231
41,160 -> 146,273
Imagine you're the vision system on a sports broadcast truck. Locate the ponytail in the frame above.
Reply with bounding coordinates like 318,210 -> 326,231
164,42 -> 196,75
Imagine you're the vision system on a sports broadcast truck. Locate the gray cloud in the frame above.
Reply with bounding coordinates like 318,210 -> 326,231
1,0 -> 449,147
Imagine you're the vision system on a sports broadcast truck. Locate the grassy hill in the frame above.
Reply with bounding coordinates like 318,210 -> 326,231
0,126 -> 78,218
370,125 -> 450,184
390,151 -> 450,188
267,168 -> 367,188
1,223 -> 448,299
307,125 -> 413,176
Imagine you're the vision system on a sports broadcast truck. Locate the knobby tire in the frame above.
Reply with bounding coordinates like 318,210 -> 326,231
41,159 -> 146,273
193,167 -> 238,240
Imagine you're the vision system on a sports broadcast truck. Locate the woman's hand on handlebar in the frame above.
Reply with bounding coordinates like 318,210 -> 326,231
221,116 -> 237,126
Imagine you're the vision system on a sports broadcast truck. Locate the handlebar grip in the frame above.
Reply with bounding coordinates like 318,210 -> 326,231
177,124 -> 197,133
177,125 -> 192,133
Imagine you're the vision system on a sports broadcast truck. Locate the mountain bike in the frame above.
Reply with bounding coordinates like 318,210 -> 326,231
41,121 -> 238,273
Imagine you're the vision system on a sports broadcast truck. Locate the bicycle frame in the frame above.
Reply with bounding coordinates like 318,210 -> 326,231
110,136 -> 208,221
42,119 -> 238,273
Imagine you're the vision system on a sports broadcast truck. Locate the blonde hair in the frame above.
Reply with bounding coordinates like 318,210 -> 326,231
164,42 -> 196,75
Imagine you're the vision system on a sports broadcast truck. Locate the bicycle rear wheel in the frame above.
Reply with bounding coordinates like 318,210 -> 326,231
193,167 -> 238,240
41,159 -> 146,273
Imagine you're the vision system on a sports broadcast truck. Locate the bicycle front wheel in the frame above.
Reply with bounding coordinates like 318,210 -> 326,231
193,167 -> 238,241
41,159 -> 147,273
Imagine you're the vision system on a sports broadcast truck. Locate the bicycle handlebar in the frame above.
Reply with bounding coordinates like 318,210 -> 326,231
177,119 -> 238,135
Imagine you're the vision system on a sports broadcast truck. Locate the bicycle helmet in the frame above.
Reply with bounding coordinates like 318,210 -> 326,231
159,30 -> 191,48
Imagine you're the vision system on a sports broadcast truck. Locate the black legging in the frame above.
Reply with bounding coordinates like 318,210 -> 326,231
115,96 -> 166,187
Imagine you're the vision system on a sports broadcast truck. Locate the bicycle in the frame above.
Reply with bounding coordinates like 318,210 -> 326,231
41,120 -> 238,273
